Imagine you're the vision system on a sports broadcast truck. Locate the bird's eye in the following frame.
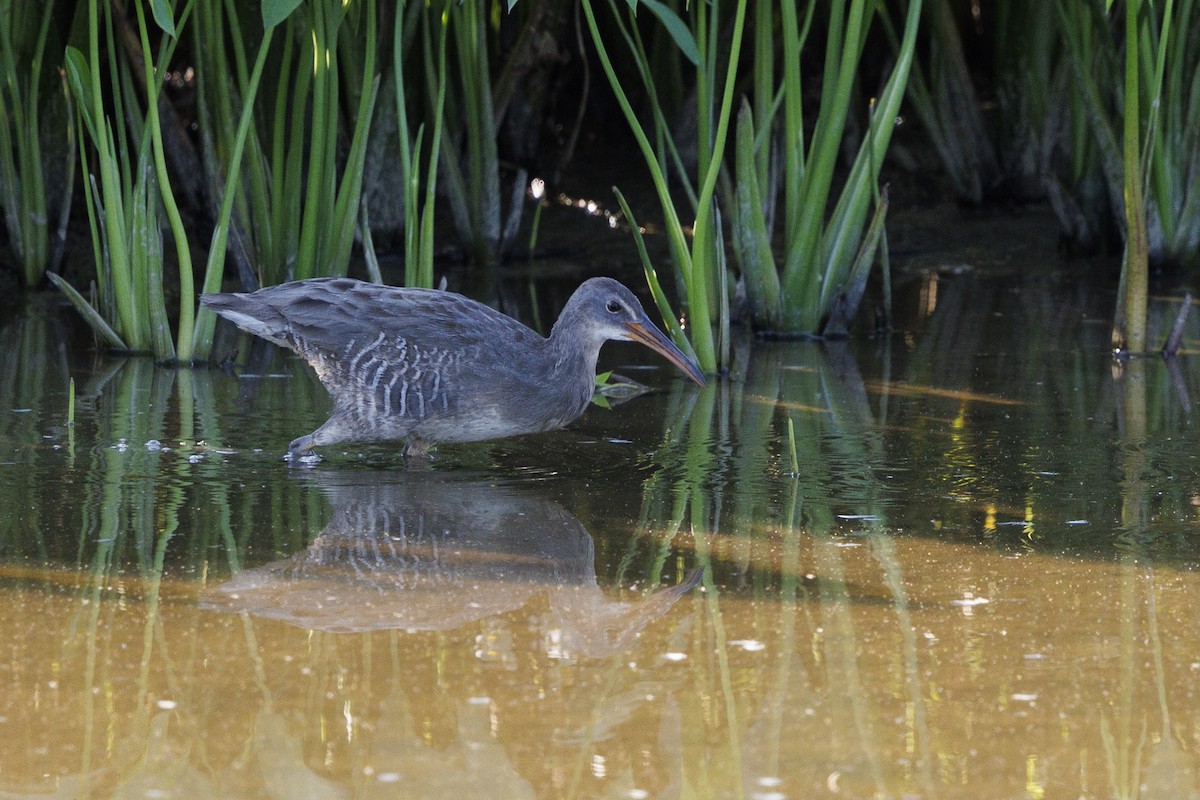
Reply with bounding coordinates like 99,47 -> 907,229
606,300 -> 621,314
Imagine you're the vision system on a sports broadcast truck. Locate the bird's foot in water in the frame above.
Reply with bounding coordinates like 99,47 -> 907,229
402,434 -> 432,458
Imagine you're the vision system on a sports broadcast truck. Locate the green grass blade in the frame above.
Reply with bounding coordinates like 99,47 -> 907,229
330,0 -> 379,274
732,99 -> 781,330
637,0 -> 699,64
613,187 -> 699,365
816,1 -> 918,317
822,185 -> 889,337
192,22 -> 277,359
133,0 -> 191,360
581,0 -> 693,293
46,272 -> 129,350
262,0 -> 302,29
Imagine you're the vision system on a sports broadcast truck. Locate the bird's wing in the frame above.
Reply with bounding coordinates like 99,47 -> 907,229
270,279 -> 541,354
253,280 -> 548,415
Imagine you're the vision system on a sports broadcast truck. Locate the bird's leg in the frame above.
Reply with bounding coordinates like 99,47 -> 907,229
403,434 -> 433,458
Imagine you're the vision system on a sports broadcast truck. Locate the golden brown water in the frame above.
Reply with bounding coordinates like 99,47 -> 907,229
2,272 -> 1200,799
7,538 -> 1200,799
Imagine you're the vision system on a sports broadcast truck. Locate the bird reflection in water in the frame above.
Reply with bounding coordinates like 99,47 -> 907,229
203,471 -> 701,657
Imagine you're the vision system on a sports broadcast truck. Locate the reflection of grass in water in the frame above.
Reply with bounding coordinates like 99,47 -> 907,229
621,341 -> 928,796
24,354 -> 331,793
0,328 -> 329,575
69,358 -> 170,784
0,305 -> 62,564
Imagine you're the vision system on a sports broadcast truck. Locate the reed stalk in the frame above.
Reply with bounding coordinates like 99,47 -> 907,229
196,0 -> 379,292
592,0 -> 918,361
130,0 -> 194,358
454,0 -> 501,262
612,188 -> 700,367
431,0 -> 528,265
396,0 -> 447,288
189,8 -> 280,360
1116,0 -> 1148,353
615,5 -> 698,212
0,0 -> 74,288
192,0 -> 274,290
733,101 -> 781,329
580,0 -> 692,297
290,0 -> 379,280
724,1 -> 916,337
777,0 -> 920,334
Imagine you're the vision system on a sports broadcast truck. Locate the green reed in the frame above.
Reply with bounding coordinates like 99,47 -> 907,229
1047,0 -> 1198,295
436,0 -> 531,265
189,3 -> 280,359
58,0 -> 194,359
1117,0 -> 1149,354
1054,0 -> 1197,351
441,0 -> 499,264
192,0 -> 378,291
774,0 -> 920,336
727,0 -> 917,337
134,0 -> 196,357
56,0 -> 384,360
287,0 -> 380,283
0,0 -> 75,288
397,0 -> 448,288
586,1 -> 919,370
191,0 -> 280,292
612,188 -> 700,366
583,0 -> 741,374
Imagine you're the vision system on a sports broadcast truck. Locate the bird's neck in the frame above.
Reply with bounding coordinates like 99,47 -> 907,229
546,311 -> 604,393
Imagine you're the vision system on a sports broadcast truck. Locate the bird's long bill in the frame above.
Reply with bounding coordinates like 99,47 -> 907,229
624,319 -> 707,386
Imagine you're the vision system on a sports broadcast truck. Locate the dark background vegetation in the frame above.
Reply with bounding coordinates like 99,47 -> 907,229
1,0 -> 1196,362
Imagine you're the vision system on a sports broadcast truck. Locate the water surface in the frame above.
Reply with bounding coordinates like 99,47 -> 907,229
2,269 -> 1200,799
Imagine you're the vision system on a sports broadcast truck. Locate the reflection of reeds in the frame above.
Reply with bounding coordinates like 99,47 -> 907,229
628,341 -> 916,795
0,301 -> 70,563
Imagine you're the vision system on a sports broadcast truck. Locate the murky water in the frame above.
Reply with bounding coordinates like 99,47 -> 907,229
3,268 -> 1200,799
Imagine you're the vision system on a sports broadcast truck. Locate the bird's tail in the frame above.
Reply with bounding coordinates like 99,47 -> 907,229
200,293 -> 291,347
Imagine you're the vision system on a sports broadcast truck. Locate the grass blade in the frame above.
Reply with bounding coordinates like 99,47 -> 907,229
46,272 -> 129,350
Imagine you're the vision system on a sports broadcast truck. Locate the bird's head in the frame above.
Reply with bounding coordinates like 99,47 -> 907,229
557,278 -> 706,387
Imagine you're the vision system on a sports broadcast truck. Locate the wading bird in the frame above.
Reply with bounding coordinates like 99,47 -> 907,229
202,277 -> 706,457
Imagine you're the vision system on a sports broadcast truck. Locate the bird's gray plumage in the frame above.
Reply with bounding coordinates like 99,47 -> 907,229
201,277 -> 704,456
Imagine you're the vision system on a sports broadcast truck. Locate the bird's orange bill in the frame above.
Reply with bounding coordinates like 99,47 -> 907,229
624,321 -> 707,386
